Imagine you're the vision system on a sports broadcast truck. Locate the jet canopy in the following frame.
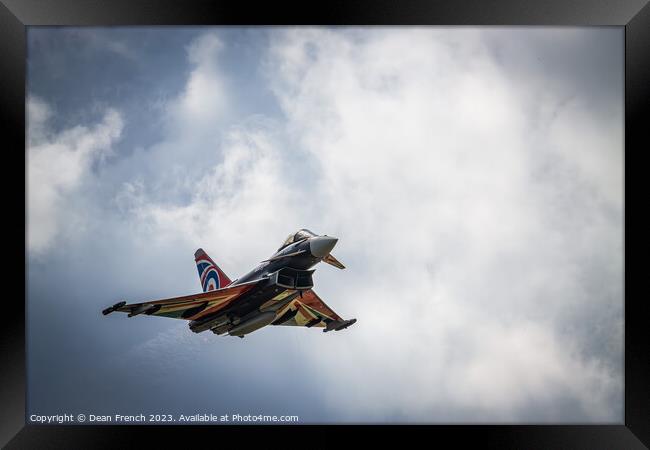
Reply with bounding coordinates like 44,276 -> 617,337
279,229 -> 317,251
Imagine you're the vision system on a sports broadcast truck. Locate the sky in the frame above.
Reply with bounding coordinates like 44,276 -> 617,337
26,27 -> 624,424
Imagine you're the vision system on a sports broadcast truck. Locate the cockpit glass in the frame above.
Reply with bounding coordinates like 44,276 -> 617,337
281,233 -> 295,247
278,229 -> 317,250
294,229 -> 317,240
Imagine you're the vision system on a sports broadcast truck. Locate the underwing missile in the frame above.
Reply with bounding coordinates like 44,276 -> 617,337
189,314 -> 230,333
323,318 -> 357,332
102,301 -> 127,315
228,311 -> 276,337
334,318 -> 357,331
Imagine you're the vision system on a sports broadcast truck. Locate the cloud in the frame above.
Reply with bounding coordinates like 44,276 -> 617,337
74,29 -> 139,61
259,28 -> 623,421
115,122 -> 301,269
27,28 -> 623,423
169,32 -> 228,131
27,96 -> 123,256
102,28 -> 622,422
100,32 -> 234,210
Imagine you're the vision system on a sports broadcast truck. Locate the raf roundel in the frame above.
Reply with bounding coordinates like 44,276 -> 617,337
196,260 -> 220,291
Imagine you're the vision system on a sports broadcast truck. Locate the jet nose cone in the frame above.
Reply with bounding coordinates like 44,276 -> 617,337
310,236 -> 338,258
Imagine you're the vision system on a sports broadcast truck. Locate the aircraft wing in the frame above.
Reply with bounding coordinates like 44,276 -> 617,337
102,279 -> 262,321
272,289 -> 356,332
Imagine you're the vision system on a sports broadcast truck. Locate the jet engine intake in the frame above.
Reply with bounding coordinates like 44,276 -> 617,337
269,267 -> 315,290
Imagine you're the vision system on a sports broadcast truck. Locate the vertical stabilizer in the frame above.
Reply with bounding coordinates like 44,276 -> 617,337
194,248 -> 232,292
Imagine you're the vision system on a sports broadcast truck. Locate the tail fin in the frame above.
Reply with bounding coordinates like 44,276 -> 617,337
194,248 -> 232,292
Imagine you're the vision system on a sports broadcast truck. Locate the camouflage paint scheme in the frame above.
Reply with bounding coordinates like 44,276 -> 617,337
268,290 -> 343,327
104,229 -> 356,337
114,285 -> 342,326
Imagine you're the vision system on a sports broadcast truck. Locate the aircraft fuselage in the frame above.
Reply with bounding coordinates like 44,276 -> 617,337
188,235 -> 339,335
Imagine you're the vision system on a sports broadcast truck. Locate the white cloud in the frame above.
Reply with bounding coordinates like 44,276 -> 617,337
27,96 -> 123,255
170,32 -> 228,131
28,29 -> 623,423
104,32 -> 233,210
107,28 -> 622,422
545,97 -> 623,207
106,28 -> 622,422
118,123 -> 301,270
261,28 -> 622,422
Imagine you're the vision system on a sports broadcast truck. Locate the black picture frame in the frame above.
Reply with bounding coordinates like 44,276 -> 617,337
2,0 -> 647,447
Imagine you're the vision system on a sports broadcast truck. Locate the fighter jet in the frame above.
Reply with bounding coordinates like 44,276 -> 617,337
102,229 -> 356,338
